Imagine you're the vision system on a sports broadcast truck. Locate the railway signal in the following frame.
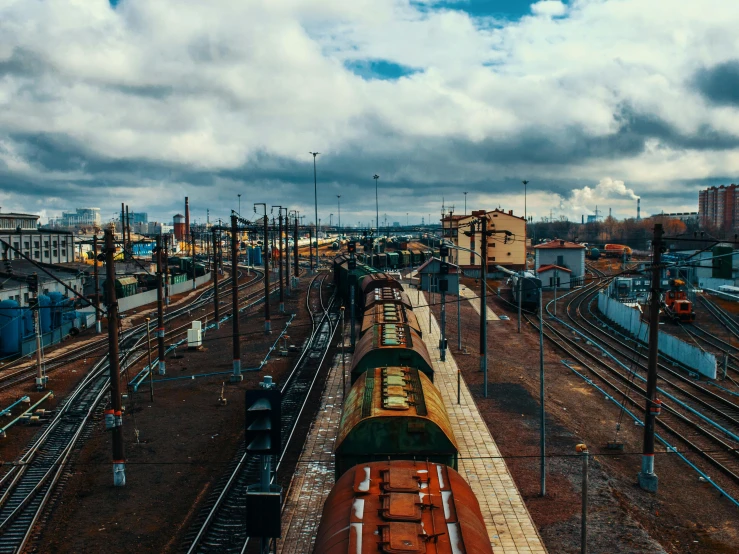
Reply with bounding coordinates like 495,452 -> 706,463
245,384 -> 283,552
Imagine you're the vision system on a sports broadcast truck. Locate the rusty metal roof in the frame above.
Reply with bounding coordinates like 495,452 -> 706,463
364,287 -> 413,310
362,302 -> 422,338
360,273 -> 404,297
351,324 -> 433,382
314,460 -> 494,554
336,367 -> 457,452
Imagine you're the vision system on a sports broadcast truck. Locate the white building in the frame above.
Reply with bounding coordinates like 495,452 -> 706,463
49,207 -> 102,228
534,240 -> 586,285
1,213 -> 75,263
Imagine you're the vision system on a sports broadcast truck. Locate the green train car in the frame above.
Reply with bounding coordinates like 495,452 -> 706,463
102,276 -> 138,303
386,251 -> 399,269
334,366 -> 458,478
333,255 -> 379,307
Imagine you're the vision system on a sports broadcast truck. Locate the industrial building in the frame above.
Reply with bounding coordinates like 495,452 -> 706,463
537,264 -> 572,289
534,240 -> 586,286
698,184 -> 739,230
650,212 -> 699,224
441,209 -> 526,274
0,212 -> 75,263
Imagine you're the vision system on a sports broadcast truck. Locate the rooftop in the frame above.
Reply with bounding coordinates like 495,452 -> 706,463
534,239 -> 586,250
537,264 -> 572,273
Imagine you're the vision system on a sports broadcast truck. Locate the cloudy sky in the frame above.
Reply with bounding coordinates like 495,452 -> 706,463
2,0 -> 739,227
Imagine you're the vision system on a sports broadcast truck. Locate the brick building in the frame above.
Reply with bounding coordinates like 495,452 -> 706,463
698,184 -> 739,230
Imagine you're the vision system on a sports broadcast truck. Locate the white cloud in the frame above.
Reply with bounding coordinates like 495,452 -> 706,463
0,0 -> 738,222
530,1 -> 567,17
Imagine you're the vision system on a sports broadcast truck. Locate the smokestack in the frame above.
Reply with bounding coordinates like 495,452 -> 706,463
185,197 -> 190,240
637,198 -> 641,221
609,207 -> 612,218
582,214 -> 584,224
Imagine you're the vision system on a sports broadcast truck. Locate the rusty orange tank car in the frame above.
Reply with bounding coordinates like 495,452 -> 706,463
313,460 -> 494,554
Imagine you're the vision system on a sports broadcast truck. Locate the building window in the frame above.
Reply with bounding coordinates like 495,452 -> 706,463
13,241 -> 19,250
24,241 -> 29,249
53,250 -> 58,257
491,257 -> 495,261
44,241 -> 49,248
52,240 -> 58,247
557,255 -> 564,266
34,241 -> 39,248
34,251 -> 40,259
44,250 -> 49,258
24,292 -> 29,303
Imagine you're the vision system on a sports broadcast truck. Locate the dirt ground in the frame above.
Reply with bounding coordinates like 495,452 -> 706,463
426,278 -> 738,554
19,274 -> 315,553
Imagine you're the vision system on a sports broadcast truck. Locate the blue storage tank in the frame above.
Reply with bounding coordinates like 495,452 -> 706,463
0,299 -> 21,354
37,294 -> 52,334
49,291 -> 65,329
22,308 -> 34,338
253,246 -> 262,265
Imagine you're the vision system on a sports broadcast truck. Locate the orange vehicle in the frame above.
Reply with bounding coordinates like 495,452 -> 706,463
604,244 -> 633,258
663,279 -> 695,323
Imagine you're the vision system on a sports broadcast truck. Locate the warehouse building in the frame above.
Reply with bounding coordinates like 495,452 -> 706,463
0,212 -> 76,264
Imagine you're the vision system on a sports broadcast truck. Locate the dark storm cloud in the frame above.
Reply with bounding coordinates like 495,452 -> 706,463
693,60 -> 739,107
0,48 -> 47,78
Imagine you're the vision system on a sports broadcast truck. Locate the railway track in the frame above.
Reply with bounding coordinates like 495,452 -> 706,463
0,269 -> 265,392
528,267 -> 739,492
182,271 -> 339,554
0,269 -> 273,554
700,295 -> 739,340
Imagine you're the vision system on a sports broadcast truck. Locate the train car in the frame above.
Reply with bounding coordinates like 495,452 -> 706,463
387,251 -> 400,269
314,460 -> 493,554
360,273 -> 404,299
364,287 -> 414,311
335,256 -> 379,305
399,250 -> 411,267
351,323 -> 433,383
603,244 -> 632,259
410,249 -> 422,265
362,301 -> 422,338
335,367 -> 457,478
510,271 -> 542,311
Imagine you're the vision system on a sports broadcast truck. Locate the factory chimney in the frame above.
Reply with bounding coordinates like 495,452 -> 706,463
609,207 -> 612,218
185,197 -> 190,240
581,214 -> 584,224
637,198 -> 641,221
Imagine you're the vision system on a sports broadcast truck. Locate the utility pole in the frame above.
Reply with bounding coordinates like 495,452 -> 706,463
191,230 -> 196,289
156,233 -> 166,376
337,195 -> 341,232
553,269 -> 558,317
212,228 -> 220,329
639,223 -> 663,493
164,234 -> 170,306
374,174 -> 380,237
472,211 -> 489,398
518,276 -> 523,333
231,214 -> 242,381
283,208 -> 291,296
120,203 -> 125,252
256,204 -> 271,333
310,151 -> 320,274
464,191 -> 468,216
104,229 -> 125,486
29,274 -> 45,390
294,213 -> 299,282
539,283 -> 546,496
273,207 -> 285,313
93,234 -> 102,333
146,317 -> 154,402
125,205 -> 131,258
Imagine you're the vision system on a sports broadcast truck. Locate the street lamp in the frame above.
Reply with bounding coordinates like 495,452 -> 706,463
464,191 -> 468,216
238,193 -> 241,216
310,151 -> 320,273
337,195 -> 341,234
373,174 -> 380,236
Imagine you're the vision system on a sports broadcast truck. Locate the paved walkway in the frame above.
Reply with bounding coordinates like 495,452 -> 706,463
460,283 -> 500,321
278,348 -> 347,554
411,286 -> 547,553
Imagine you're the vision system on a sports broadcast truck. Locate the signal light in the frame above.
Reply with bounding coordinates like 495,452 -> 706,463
347,242 -> 356,254
245,389 -> 281,455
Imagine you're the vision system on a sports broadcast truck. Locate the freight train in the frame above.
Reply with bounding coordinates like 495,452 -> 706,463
314,257 -> 494,553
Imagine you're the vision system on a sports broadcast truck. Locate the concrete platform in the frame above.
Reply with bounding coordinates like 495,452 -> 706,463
410,287 -> 547,554
460,283 -> 500,321
278,350 -> 347,554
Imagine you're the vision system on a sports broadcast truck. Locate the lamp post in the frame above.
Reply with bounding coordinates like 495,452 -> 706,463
464,191 -> 468,216
522,180 -> 529,244
238,194 -> 241,215
310,152 -> 320,274
337,195 -> 341,234
374,174 -> 380,235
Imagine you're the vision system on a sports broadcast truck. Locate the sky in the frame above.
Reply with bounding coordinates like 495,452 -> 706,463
2,0 -> 739,227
